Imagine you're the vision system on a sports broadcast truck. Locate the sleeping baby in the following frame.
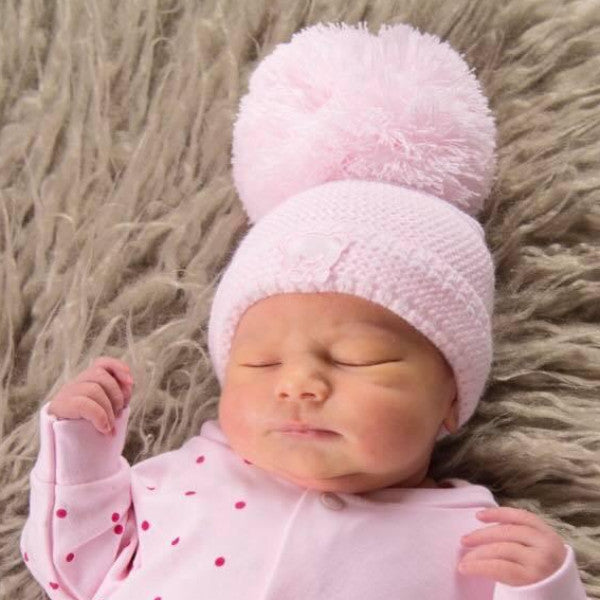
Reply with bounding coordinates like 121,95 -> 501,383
21,21 -> 589,600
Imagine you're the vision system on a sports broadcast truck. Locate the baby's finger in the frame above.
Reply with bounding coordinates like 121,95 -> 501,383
50,396 -> 114,434
60,381 -> 117,428
92,357 -> 133,385
75,367 -> 127,414
91,358 -> 134,401
461,524 -> 546,549
458,557 -> 531,587
460,541 -> 530,566
474,508 -> 556,537
92,356 -> 131,373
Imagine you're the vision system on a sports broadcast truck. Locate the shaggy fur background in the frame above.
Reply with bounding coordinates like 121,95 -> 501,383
1,0 -> 599,598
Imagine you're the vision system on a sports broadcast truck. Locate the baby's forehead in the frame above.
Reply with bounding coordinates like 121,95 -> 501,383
236,320 -> 402,345
233,293 -> 421,345
239,292 -> 403,323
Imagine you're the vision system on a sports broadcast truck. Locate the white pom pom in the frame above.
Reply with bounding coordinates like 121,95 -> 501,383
232,22 -> 496,223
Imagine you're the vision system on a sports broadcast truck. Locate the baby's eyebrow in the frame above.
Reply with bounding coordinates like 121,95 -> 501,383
234,321 -> 406,345
339,321 -> 405,342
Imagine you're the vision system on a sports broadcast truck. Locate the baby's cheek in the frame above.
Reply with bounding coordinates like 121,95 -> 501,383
354,406 -> 424,462
218,387 -> 249,439
351,411 -> 397,456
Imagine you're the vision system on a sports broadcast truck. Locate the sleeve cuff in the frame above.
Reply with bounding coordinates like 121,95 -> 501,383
32,402 -> 130,485
493,545 -> 588,600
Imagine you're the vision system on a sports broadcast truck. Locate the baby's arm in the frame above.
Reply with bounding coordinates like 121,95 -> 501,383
20,357 -> 135,600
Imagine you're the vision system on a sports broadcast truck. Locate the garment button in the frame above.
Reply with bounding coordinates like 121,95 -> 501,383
320,492 -> 346,510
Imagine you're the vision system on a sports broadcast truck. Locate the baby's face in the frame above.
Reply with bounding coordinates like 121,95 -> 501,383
219,293 -> 458,494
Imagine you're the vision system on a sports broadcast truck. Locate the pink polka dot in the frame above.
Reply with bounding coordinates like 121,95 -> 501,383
196,455 -> 205,464
49,582 -> 59,590
171,537 -> 180,546
141,520 -> 150,531
56,508 -> 67,518
235,501 -> 246,509
215,556 -> 225,567
154,597 -> 162,600
243,459 -> 252,465
24,552 -> 29,562
111,512 -> 120,522
184,491 -> 196,496
66,552 -> 75,562
114,524 -> 124,535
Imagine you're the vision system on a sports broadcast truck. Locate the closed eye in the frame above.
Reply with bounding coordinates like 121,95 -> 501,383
240,361 -> 401,368
336,360 -> 401,367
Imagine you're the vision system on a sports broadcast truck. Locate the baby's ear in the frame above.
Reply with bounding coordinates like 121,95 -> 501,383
442,394 -> 459,434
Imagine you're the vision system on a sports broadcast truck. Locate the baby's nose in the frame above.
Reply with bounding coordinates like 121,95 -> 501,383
274,368 -> 331,403
277,389 -> 324,402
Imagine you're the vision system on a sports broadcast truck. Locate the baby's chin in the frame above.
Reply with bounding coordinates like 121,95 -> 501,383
263,462 -> 392,494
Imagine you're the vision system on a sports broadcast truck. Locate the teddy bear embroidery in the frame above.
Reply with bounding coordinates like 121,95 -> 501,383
276,232 -> 350,284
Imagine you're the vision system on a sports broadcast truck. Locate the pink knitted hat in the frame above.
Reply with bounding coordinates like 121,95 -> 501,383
208,22 -> 496,440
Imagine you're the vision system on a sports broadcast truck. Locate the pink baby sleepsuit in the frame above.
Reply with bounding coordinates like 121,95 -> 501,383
21,404 -> 589,599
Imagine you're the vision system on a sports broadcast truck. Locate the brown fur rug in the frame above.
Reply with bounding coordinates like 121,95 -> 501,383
1,1 -> 599,598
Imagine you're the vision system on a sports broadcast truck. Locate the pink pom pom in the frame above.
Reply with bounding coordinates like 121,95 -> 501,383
231,22 -> 496,223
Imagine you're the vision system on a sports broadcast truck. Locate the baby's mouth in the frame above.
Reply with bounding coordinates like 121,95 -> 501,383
275,423 -> 339,438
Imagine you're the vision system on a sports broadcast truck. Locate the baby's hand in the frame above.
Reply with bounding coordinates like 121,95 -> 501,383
47,357 -> 134,435
459,507 -> 567,587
